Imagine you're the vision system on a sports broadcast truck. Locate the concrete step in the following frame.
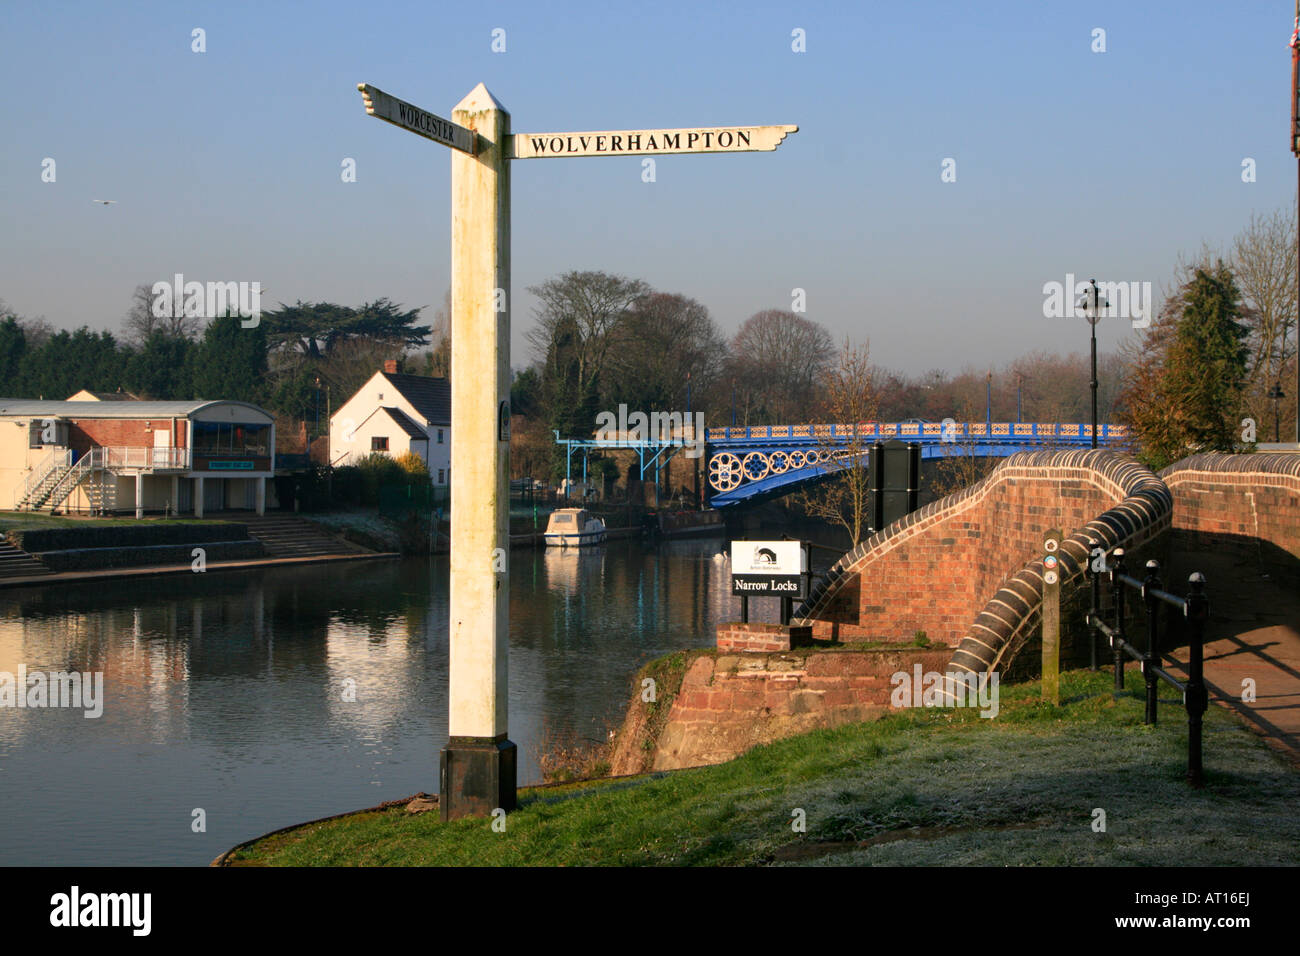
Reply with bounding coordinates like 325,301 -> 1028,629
234,515 -> 366,558
0,542 -> 51,578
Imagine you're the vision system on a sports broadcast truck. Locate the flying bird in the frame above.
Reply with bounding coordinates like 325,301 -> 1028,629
92,199 -> 117,205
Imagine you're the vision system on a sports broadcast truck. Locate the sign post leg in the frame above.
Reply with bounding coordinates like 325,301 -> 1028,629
441,83 -> 515,821
1041,529 -> 1062,706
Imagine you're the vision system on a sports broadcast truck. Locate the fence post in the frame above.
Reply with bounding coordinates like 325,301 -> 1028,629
1143,559 -> 1161,726
1185,572 -> 1209,788
1110,548 -> 1127,695
1087,537 -> 1100,672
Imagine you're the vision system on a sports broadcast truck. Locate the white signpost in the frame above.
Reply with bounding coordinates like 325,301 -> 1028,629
730,540 -> 808,596
357,81 -> 796,821
511,125 -> 797,159
358,84 -> 476,154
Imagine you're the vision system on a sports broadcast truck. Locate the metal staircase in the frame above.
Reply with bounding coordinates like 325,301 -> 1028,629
85,469 -> 116,514
39,450 -> 102,513
15,449 -> 72,511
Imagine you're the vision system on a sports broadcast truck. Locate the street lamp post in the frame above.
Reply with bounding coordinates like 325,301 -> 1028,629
1017,373 -> 1023,424
986,370 -> 992,425
1078,278 -> 1108,449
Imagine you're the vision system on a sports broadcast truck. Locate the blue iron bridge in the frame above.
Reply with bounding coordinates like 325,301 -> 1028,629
703,421 -> 1132,506
552,421 -> 1131,506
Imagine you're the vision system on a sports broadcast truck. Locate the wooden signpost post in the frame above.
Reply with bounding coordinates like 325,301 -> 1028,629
1041,528 -> 1063,706
357,81 -> 797,820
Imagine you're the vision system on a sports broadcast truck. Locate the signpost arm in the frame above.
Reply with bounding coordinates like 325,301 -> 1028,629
441,83 -> 515,821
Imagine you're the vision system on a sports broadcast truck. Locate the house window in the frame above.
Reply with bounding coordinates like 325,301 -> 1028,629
437,429 -> 444,444
372,436 -> 389,452
28,421 -> 68,448
438,469 -> 445,483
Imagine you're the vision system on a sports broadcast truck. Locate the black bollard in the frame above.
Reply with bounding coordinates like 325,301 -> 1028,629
1185,572 -> 1209,788
1087,538 -> 1101,672
1111,548 -> 1127,695
1143,559 -> 1161,726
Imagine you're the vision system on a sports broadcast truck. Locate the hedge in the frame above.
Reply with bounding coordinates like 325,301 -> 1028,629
8,522 -> 248,553
35,539 -> 264,572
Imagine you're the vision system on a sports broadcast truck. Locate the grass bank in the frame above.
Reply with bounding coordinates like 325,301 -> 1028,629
225,668 -> 1299,866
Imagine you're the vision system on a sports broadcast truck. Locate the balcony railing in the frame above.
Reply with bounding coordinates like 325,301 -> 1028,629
100,446 -> 192,470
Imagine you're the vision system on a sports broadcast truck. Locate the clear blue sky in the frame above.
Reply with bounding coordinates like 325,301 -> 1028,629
1,0 -> 1293,376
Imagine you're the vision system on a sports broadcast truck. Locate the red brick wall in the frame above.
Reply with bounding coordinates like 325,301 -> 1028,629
716,623 -> 812,653
68,419 -> 154,455
807,459 -> 1136,645
65,418 -> 187,455
633,647 -> 954,771
1162,454 -> 1300,564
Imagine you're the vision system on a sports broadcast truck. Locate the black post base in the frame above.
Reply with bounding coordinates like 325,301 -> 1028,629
439,735 -> 517,822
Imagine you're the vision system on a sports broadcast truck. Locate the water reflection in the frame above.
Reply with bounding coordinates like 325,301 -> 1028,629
0,537 -> 764,865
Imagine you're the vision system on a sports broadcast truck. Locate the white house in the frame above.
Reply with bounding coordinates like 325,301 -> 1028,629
329,361 -> 451,485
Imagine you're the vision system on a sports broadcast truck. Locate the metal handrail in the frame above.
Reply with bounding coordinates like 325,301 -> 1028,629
100,446 -> 191,469
44,449 -> 101,510
1085,544 -> 1210,788
17,447 -> 72,507
706,421 -> 1132,442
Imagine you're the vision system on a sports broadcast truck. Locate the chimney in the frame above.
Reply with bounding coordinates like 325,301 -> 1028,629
384,359 -> 398,374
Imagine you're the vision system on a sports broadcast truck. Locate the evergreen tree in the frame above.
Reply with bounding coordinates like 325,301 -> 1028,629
124,332 -> 197,399
190,313 -> 269,402
0,316 -> 27,391
1120,262 -> 1250,469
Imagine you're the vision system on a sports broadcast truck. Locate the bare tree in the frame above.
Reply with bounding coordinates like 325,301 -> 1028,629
411,288 -> 451,379
728,310 -> 834,424
796,339 -> 878,545
604,292 -> 726,411
1232,205 -> 1297,439
929,397 -> 999,499
1233,206 -> 1295,386
122,282 -> 199,344
526,271 -> 650,398
0,299 -> 54,348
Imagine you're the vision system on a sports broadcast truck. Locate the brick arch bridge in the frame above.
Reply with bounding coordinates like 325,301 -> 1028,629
794,449 -> 1172,669
795,449 -> 1300,675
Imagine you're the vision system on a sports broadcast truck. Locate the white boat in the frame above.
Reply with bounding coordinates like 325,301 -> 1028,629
543,508 -> 607,547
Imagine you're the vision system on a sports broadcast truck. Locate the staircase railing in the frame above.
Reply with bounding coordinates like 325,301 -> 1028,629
16,448 -> 72,510
43,449 -> 103,512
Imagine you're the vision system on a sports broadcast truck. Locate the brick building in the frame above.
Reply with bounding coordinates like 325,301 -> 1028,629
0,398 -> 276,517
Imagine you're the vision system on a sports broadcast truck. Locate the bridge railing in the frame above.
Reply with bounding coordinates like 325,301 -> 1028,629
1085,546 -> 1210,788
706,422 -> 1130,442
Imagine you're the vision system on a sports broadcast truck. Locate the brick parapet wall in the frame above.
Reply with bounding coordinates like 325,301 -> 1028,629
1160,453 -> 1300,566
797,451 -> 1169,654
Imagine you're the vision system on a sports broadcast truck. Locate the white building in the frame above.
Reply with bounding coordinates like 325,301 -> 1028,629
0,398 -> 276,517
329,361 -> 451,486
